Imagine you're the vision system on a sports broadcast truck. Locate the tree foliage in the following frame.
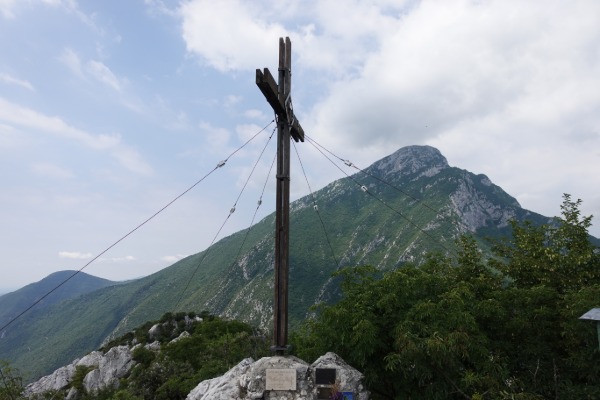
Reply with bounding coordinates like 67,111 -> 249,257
0,361 -> 24,400
8,312 -> 270,400
125,314 -> 270,400
293,195 -> 600,399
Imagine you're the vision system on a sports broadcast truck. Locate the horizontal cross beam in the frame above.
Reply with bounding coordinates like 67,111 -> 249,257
256,68 -> 284,115
255,68 -> 304,142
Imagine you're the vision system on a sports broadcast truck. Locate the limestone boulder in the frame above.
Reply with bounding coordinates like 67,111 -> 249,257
186,352 -> 368,400
186,357 -> 255,400
24,363 -> 77,395
83,345 -> 134,392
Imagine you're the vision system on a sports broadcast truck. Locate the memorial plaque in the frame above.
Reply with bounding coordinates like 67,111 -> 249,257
315,368 -> 337,385
317,387 -> 333,399
266,368 -> 296,391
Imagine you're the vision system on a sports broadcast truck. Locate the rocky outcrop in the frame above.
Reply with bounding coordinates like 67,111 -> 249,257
24,314 -> 204,399
148,315 -> 201,341
371,145 -> 449,179
24,364 -> 77,395
312,352 -> 367,397
81,346 -> 134,392
24,346 -> 134,398
186,357 -> 255,399
450,175 -> 518,232
186,352 -> 368,400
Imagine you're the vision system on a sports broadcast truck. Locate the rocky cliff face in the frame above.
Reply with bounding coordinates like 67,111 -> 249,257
449,173 -> 520,233
370,145 -> 449,179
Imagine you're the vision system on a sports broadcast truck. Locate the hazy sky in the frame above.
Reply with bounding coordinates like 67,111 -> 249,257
1,0 -> 599,292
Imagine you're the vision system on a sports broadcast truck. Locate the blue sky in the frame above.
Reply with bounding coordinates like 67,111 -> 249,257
1,0 -> 599,292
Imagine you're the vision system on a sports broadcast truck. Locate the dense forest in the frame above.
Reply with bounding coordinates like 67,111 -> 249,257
1,195 -> 599,399
294,195 -> 600,399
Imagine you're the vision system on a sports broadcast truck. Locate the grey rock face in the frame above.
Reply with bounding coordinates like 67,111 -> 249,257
169,330 -> 191,344
82,345 -> 134,392
247,355 -> 312,399
186,357 -> 255,400
24,363 -> 77,395
145,340 -> 161,351
450,176 -> 517,232
186,352 -> 368,400
77,351 -> 103,367
24,346 -> 135,397
372,145 -> 449,179
312,352 -> 368,399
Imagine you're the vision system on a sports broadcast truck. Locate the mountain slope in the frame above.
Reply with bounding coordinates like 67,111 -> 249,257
0,271 -> 115,330
0,145 -> 551,380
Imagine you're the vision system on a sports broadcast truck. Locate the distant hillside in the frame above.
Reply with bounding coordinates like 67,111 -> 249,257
0,271 -> 116,330
0,145 -> 554,381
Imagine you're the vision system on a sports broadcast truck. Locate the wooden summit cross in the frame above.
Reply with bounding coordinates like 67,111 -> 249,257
256,37 -> 304,354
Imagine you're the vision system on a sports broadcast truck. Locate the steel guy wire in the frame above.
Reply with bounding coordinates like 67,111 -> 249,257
292,141 -> 341,269
0,120 -> 275,334
305,134 -> 441,215
174,126 -> 277,310
305,136 -> 456,256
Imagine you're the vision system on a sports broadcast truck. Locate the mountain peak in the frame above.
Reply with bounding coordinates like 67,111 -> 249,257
370,145 -> 449,178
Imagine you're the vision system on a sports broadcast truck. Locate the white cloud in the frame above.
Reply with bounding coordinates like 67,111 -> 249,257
224,94 -> 242,108
176,0 -> 599,232
59,251 -> 92,259
1,0 -> 97,29
30,163 -> 74,179
179,0 -> 286,71
305,1 -> 600,149
235,123 -> 264,142
59,49 -> 123,92
198,121 -> 232,150
164,110 -> 191,131
0,97 -> 120,149
161,254 -> 187,263
145,0 -> 177,17
300,0 -> 600,227
40,0 -> 62,6
0,73 -> 34,91
53,0 -> 102,33
86,60 -> 121,92
244,109 -> 266,119
179,0 -> 600,168
0,97 -> 152,174
0,122 -> 25,149
101,255 -> 137,263
111,146 -> 154,175
0,0 -> 17,18
58,48 -> 84,77
178,0 -> 413,74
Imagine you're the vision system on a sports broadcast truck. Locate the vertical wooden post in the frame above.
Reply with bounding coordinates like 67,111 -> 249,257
273,37 -> 290,354
255,37 -> 304,355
